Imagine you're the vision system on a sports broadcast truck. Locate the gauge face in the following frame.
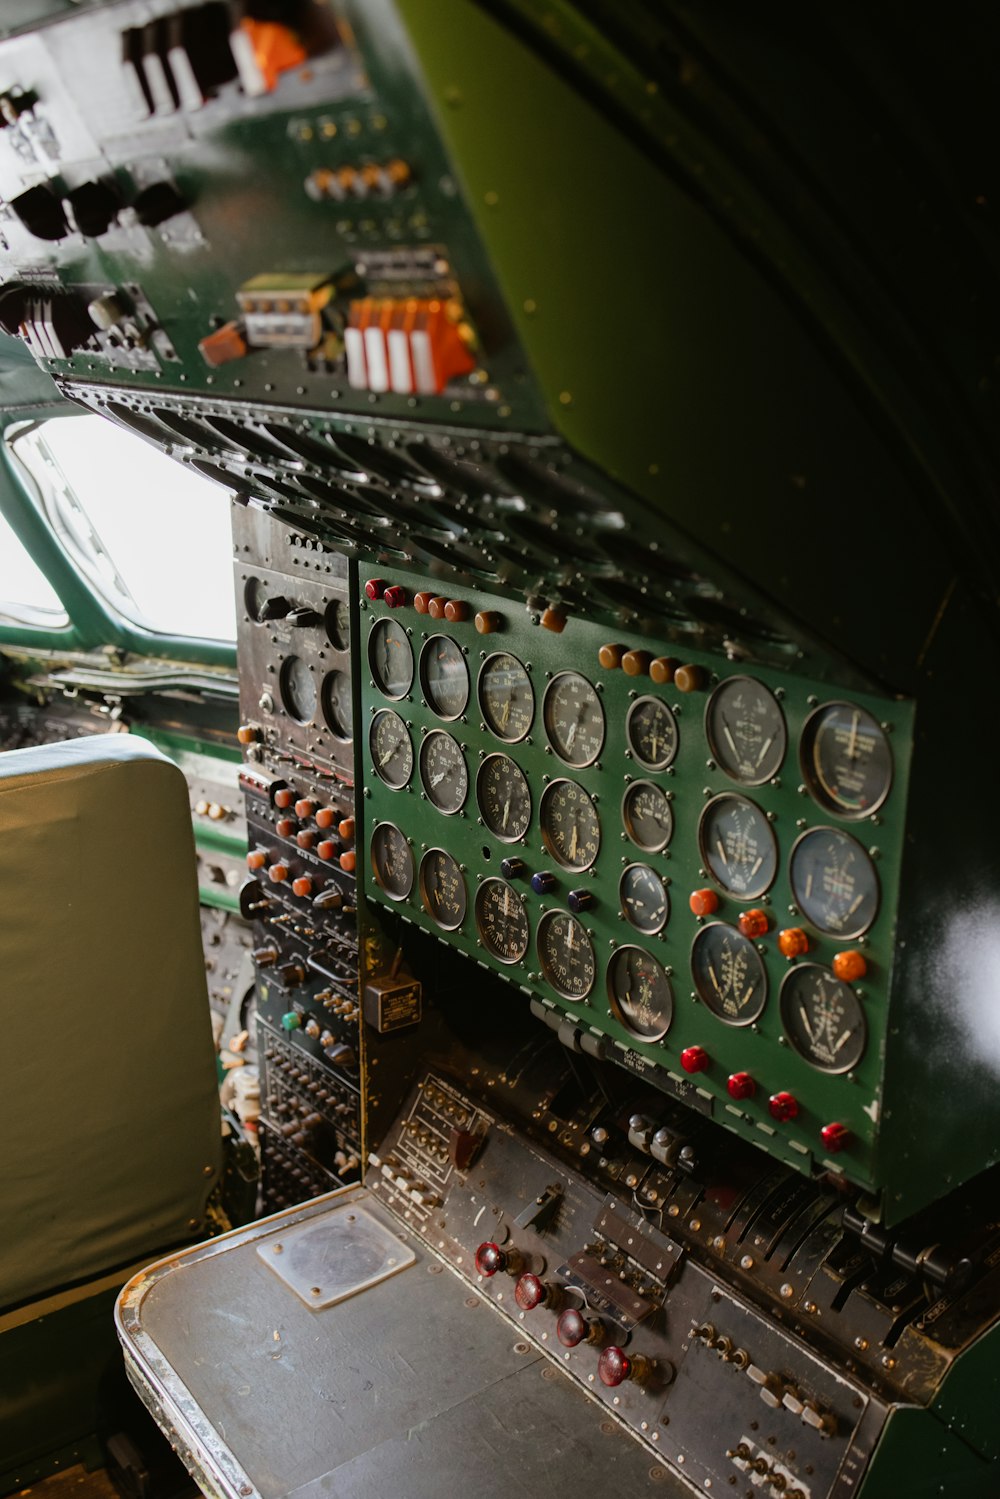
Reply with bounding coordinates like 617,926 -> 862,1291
420,635 -> 469,720
626,696 -> 678,772
622,780 -> 673,853
537,909 -> 596,1000
325,597 -> 350,651
368,617 -> 413,699
607,946 -> 673,1042
321,670 -> 352,739
691,923 -> 768,1025
619,864 -> 669,935
475,878 -> 530,964
244,576 -> 269,623
369,709 -> 413,789
419,848 -> 467,930
698,794 -> 778,899
780,964 -> 867,1072
370,822 -> 414,901
419,730 -> 468,814
540,779 -> 601,871
543,672 -> 605,767
800,702 -> 892,818
706,676 -> 786,785
279,655 -> 317,723
789,827 -> 880,937
478,653 -> 534,742
477,754 -> 531,841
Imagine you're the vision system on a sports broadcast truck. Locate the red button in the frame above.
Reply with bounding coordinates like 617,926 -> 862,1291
778,927 -> 809,958
296,830 -> 315,849
769,1091 -> 799,1122
294,798 -> 315,819
556,1308 -> 590,1347
364,579 -> 387,601
738,909 -> 769,938
727,1071 -> 755,1101
820,1122 -> 850,1153
338,817 -> 356,840
475,1242 -> 507,1278
276,817 -> 297,838
339,850 -> 357,873
689,888 -> 720,917
292,876 -> 313,897
680,1046 -> 710,1075
384,585 -> 406,609
317,840 -> 337,861
246,850 -> 267,871
597,1347 -> 632,1388
273,787 -> 295,809
315,807 -> 335,829
833,950 -> 867,982
268,863 -> 289,884
514,1273 -> 546,1311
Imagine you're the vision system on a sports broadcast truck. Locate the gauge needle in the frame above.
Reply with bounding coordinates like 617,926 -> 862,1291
566,922 -> 576,952
749,856 -> 763,878
716,839 -> 729,867
566,721 -> 579,751
500,697 -> 512,729
650,732 -> 661,759
430,769 -> 449,787
847,710 -> 860,761
847,892 -> 864,916
708,962 -> 722,995
756,736 -> 773,768
799,1004 -> 815,1042
379,747 -> 397,768
569,824 -> 579,861
835,1029 -> 854,1053
805,873 -> 814,899
503,886 -> 511,917
501,796 -> 510,829
723,720 -> 739,758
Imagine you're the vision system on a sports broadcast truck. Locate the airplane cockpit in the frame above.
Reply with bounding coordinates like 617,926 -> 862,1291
2,5 -> 999,1498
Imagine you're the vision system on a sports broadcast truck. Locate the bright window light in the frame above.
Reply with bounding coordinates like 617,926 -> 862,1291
10,413 -> 237,643
0,505 -> 67,624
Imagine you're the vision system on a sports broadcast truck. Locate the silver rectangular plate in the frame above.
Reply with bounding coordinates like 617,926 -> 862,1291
255,1200 -> 415,1309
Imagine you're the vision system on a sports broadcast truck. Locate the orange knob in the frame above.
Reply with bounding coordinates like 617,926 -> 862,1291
689,888 -> 720,917
317,840 -> 337,861
339,850 -> 357,873
273,787 -> 295,809
427,596 -> 448,619
598,643 -> 626,670
444,599 -> 469,623
315,806 -> 336,828
275,817 -> 296,838
292,876 -> 313,897
237,724 -> 258,745
475,610 -> 502,634
833,950 -> 867,982
738,909 -> 769,938
246,850 -> 267,871
541,606 -> 566,633
621,649 -> 652,677
413,591 -> 434,614
294,798 -> 315,818
674,663 -> 707,693
268,863 -> 290,883
778,927 -> 809,958
296,830 -> 316,850
650,656 -> 681,686
338,817 -> 356,840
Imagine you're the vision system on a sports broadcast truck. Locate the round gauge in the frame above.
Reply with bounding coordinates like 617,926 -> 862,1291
419,730 -> 468,814
691,923 -> 768,1025
698,794 -> 778,899
478,653 -> 534,742
800,702 -> 893,818
477,753 -> 531,841
619,864 -> 669,935
780,964 -> 867,1073
420,635 -> 469,720
369,709 -> 413,789
537,909 -> 596,1000
626,696 -> 679,772
368,617 -> 413,699
325,597 -> 350,651
706,676 -> 786,785
321,669 -> 352,739
370,822 -> 414,901
279,656 -> 317,723
475,878 -> 530,964
540,779 -> 601,871
622,780 -> 673,853
419,848 -> 467,930
789,827 -> 880,938
543,672 -> 605,767
607,947 -> 674,1042
244,576 -> 269,623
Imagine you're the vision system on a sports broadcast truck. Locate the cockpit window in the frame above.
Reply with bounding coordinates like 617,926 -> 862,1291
9,413 -> 237,643
0,506 -> 67,626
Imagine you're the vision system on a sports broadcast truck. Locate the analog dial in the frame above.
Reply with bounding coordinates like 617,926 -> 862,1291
706,676 -> 786,785
691,923 -> 768,1025
475,878 -> 530,964
537,909 -> 596,1000
698,794 -> 778,899
789,827 -> 880,937
780,964 -> 867,1072
540,779 -> 601,871
477,753 -> 531,841
800,702 -> 892,818
419,848 -> 467,930
419,730 -> 468,814
543,671 -> 605,767
370,822 -> 414,901
626,696 -> 678,772
369,709 -> 413,789
622,780 -> 673,853
325,597 -> 350,651
321,669 -> 352,739
368,617 -> 413,699
478,653 -> 534,742
619,864 -> 669,935
607,947 -> 674,1042
279,655 -> 316,723
420,635 -> 469,720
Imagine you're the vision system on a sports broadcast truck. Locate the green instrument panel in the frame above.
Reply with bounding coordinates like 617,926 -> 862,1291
360,562 -> 912,1193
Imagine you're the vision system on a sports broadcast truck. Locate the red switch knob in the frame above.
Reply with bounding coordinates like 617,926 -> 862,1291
268,863 -> 290,883
292,876 -> 313,897
338,817 -> 356,840
833,950 -> 867,982
317,840 -> 337,861
276,817 -> 297,838
820,1122 -> 851,1154
365,578 -> 387,601
384,585 -> 406,609
556,1308 -> 604,1348
778,927 -> 809,958
727,1071 -> 755,1101
294,798 -> 315,819
514,1273 -> 549,1311
296,830 -> 315,850
273,787 -> 295,809
738,909 -> 769,938
315,806 -> 335,828
475,1242 -> 522,1278
246,849 -> 267,871
598,1346 -> 652,1387
769,1091 -> 799,1122
680,1046 -> 710,1074
689,888 -> 720,917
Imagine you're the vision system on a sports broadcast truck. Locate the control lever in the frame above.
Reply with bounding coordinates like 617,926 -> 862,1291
842,1207 -> 975,1292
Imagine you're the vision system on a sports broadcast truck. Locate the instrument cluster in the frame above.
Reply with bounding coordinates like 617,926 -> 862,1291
358,564 -> 911,1194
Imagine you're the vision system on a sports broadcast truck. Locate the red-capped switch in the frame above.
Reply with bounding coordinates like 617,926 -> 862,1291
514,1273 -> 550,1311
275,817 -> 296,838
833,950 -> 867,982
413,591 -> 434,614
384,585 -> 406,609
339,850 -> 357,874
273,787 -> 295,809
556,1307 -> 604,1348
739,909 -> 769,938
475,1242 -> 522,1278
268,862 -> 290,884
296,830 -> 316,850
338,817 -> 356,840
598,1347 -> 653,1387
246,850 -> 267,872
444,599 -> 469,623
365,579 -> 387,601
680,1046 -> 710,1075
294,798 -> 315,819
427,595 -> 448,619
778,927 -> 809,958
237,724 -> 258,745
292,875 -> 313,898
689,888 -> 720,917
315,806 -> 336,829
769,1091 -> 799,1123
727,1071 -> 755,1101
317,840 -> 337,861
820,1122 -> 851,1154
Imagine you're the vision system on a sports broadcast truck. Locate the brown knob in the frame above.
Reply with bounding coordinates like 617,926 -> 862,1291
413,591 -> 434,614
540,606 -> 566,633
315,806 -> 335,829
622,649 -> 652,677
598,643 -> 626,670
650,656 -> 680,685
444,599 -> 469,622
674,663 -> 707,692
338,817 -> 356,840
475,610 -> 502,634
427,596 -> 448,619
237,724 -> 258,745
